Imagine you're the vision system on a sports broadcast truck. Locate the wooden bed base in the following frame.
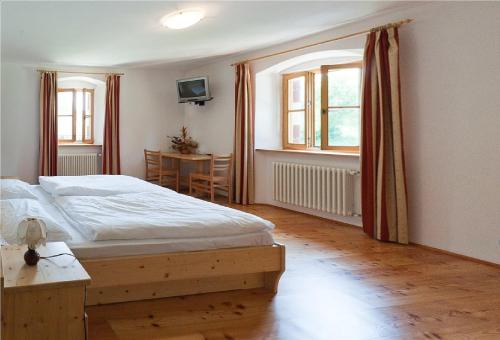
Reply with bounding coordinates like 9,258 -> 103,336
80,243 -> 285,305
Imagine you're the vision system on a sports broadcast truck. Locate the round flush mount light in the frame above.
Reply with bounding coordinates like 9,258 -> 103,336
161,8 -> 204,29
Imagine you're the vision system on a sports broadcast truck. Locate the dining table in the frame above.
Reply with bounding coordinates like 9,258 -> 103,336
160,152 -> 211,188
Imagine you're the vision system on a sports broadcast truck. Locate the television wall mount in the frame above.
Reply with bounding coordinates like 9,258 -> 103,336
188,97 -> 213,106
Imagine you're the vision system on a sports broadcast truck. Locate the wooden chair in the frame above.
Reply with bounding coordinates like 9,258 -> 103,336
144,149 -> 179,192
189,154 -> 233,203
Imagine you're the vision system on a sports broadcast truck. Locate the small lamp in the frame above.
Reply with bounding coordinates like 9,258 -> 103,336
17,217 -> 47,266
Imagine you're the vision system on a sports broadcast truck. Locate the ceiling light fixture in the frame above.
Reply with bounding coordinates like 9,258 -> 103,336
161,8 -> 204,29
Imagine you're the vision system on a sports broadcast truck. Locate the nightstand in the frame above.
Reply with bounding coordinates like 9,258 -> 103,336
1,242 -> 91,340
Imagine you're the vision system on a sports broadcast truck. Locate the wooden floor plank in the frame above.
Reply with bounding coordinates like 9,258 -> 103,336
87,204 -> 500,340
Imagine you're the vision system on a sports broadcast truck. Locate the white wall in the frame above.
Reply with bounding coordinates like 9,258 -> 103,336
1,63 -> 39,182
120,67 -> 184,178
182,66 -> 235,155
176,2 -> 500,263
0,64 -> 185,182
399,3 -> 500,264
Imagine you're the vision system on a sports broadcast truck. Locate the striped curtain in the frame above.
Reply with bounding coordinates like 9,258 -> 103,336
39,71 -> 58,176
102,74 -> 121,175
233,63 -> 255,204
361,27 -> 408,244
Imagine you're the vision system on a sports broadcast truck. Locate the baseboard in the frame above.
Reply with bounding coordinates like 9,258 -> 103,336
256,203 -> 362,229
410,242 -> 500,268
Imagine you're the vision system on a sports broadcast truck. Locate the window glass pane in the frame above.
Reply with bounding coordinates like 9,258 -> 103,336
57,91 -> 72,116
75,90 -> 83,142
328,108 -> 360,146
288,110 -> 305,144
84,91 -> 93,141
328,68 -> 361,107
84,116 -> 92,140
314,73 -> 321,147
58,116 -> 73,140
288,76 -> 305,110
85,91 -> 92,113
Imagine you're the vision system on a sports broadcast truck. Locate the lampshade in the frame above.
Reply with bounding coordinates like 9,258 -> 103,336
17,217 -> 47,249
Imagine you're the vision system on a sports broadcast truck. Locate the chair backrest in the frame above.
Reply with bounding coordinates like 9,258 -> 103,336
210,154 -> 233,182
144,149 -> 161,171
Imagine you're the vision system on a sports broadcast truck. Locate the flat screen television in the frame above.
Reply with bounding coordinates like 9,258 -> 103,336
176,76 -> 211,103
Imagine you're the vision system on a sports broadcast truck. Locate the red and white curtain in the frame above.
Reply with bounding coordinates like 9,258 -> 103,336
233,63 -> 255,204
39,71 -> 58,176
102,74 -> 121,175
361,27 -> 409,244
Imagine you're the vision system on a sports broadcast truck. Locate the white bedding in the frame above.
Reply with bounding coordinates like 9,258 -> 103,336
55,190 -> 274,241
1,179 -> 38,200
1,182 -> 276,258
0,198 -> 72,243
39,175 -> 165,197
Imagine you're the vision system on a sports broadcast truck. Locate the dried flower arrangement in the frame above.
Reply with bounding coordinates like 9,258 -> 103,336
167,126 -> 198,154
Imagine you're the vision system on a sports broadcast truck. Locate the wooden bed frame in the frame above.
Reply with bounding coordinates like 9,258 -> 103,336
0,177 -> 285,305
80,243 -> 285,305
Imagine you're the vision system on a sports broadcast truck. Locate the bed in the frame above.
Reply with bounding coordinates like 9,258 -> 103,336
0,176 -> 285,305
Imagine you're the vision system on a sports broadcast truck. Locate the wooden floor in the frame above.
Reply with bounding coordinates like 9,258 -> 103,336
87,204 -> 500,340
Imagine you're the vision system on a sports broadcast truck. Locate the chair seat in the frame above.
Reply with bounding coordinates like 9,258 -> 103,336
190,172 -> 226,183
190,181 -> 230,190
145,168 -> 179,190
148,168 -> 177,175
188,154 -> 233,203
161,169 -> 178,176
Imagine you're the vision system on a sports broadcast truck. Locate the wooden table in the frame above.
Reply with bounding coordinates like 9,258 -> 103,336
1,242 -> 91,340
161,152 -> 211,188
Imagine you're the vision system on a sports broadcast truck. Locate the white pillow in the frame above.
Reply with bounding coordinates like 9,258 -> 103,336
0,179 -> 37,200
39,175 -> 165,197
0,199 -> 72,243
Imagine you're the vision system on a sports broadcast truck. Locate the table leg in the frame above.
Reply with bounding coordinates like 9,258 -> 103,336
177,159 -> 182,189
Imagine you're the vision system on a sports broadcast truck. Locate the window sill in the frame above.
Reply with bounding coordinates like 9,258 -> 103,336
58,143 -> 102,147
255,148 -> 360,157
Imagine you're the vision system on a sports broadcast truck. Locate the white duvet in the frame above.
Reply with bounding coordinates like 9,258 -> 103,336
39,175 -> 165,197
55,191 -> 275,241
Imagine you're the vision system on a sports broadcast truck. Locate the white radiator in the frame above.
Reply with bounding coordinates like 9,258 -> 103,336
273,162 -> 357,216
57,153 -> 100,176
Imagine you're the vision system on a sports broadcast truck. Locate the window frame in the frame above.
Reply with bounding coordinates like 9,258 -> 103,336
320,61 -> 362,153
281,61 -> 362,153
57,88 -> 95,144
57,88 -> 76,143
282,71 -> 315,150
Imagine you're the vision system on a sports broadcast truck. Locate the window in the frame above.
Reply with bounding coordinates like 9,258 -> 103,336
57,88 -> 94,144
282,61 -> 362,152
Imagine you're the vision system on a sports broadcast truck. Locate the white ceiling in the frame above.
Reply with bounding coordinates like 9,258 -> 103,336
1,1 -> 411,68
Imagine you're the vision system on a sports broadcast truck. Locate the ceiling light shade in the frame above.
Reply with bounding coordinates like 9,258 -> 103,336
161,9 -> 204,29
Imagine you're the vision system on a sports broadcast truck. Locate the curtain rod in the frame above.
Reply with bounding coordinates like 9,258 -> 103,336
36,69 -> 124,76
231,18 -> 412,66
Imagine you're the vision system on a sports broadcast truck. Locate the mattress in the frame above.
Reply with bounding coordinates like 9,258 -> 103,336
65,227 -> 274,260
28,186 -> 275,259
